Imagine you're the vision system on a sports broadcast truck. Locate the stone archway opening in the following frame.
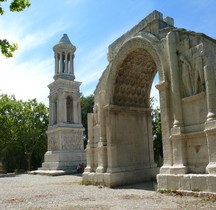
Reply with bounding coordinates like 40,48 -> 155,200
150,71 -> 162,166
84,38 -> 162,186
106,48 -> 158,177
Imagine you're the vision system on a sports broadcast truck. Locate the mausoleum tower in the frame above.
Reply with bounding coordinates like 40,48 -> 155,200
37,34 -> 86,175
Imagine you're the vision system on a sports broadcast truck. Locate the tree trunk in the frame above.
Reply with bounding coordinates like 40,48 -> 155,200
27,152 -> 32,171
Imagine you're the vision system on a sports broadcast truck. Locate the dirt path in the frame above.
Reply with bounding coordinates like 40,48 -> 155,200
0,174 -> 215,209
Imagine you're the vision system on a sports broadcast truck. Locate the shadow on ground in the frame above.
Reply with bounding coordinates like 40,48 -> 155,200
114,181 -> 157,191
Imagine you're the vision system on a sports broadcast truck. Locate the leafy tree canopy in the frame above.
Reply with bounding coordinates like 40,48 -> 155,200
0,93 -> 48,172
80,94 -> 94,148
0,0 -> 31,57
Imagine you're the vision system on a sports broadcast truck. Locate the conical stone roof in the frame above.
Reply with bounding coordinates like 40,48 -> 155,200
58,33 -> 72,45
53,33 -> 76,52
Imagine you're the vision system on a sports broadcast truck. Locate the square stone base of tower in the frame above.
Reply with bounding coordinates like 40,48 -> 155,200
157,174 -> 216,194
83,167 -> 159,187
33,150 -> 86,175
32,126 -> 86,176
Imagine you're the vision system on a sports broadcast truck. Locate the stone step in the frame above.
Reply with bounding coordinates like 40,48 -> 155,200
41,161 -> 78,170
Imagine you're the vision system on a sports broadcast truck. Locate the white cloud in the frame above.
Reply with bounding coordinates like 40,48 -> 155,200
0,55 -> 53,106
0,8 -> 69,106
18,21 -> 68,53
76,41 -> 108,78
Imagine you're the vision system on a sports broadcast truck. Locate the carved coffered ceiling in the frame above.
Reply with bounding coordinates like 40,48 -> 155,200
113,48 -> 156,107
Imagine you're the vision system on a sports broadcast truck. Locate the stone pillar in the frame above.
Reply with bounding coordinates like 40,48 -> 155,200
99,91 -> 106,143
53,100 -> 57,125
57,94 -> 64,123
167,31 -> 183,127
205,126 -> 216,174
84,113 -> 95,172
169,91 -> 187,172
63,97 -> 67,123
60,53 -> 63,74
106,106 -> 121,173
205,65 -> 216,174
48,97 -> 52,125
167,32 -> 187,174
77,100 -> 81,123
65,52 -> 68,73
55,53 -> 59,75
51,101 -> 55,125
73,98 -> 78,123
204,65 -> 216,121
59,97 -> 62,123
96,91 -> 108,173
156,81 -> 173,173
56,99 -> 60,124
70,54 -> 74,75
170,127 -> 187,174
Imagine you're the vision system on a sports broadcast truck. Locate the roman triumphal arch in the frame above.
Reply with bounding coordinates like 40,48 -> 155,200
83,11 -> 216,192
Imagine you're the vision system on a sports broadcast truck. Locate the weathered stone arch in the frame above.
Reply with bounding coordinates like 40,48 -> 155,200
105,35 -> 164,106
84,34 -> 164,187
83,11 -> 216,193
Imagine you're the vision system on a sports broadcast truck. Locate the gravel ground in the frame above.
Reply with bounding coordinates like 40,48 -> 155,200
0,174 -> 216,210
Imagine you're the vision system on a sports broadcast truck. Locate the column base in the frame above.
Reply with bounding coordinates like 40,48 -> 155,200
206,163 -> 216,174
157,173 -> 216,193
96,166 -> 107,173
84,166 -> 92,173
159,165 -> 173,174
169,165 -> 188,174
83,167 -> 159,187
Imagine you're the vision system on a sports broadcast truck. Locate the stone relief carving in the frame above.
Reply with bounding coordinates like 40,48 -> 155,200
62,130 -> 83,150
48,135 -> 58,151
113,48 -> 156,107
179,40 -> 205,97
180,54 -> 193,97
109,36 -> 164,87
192,43 -> 205,93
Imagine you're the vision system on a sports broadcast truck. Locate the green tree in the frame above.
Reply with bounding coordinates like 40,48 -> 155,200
80,94 -> 94,148
0,0 -> 31,57
151,98 -> 163,166
0,94 -> 48,172
17,99 -> 48,170
0,94 -> 23,171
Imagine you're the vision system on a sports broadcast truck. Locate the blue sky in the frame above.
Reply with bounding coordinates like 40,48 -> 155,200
0,0 -> 216,106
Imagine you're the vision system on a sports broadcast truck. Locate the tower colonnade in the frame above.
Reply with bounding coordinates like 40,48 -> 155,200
54,51 -> 75,75
53,33 -> 76,81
